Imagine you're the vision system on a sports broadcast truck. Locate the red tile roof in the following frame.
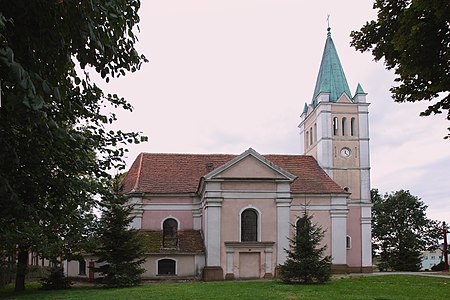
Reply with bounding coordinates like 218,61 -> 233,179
121,153 -> 344,195
140,230 -> 205,254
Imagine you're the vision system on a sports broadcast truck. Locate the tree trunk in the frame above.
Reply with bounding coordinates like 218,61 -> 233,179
14,250 -> 28,292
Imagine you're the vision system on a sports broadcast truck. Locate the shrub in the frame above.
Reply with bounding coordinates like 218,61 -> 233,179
41,267 -> 71,290
431,262 -> 446,272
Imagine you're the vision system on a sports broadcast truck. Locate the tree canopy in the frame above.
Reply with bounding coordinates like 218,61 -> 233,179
0,0 -> 147,291
371,189 -> 441,271
350,0 -> 450,138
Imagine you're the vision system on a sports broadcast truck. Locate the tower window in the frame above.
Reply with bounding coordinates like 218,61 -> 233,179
163,218 -> 178,248
306,131 -> 309,147
333,117 -> 339,136
350,118 -> 356,136
241,209 -> 258,242
346,236 -> 352,249
314,123 -> 317,142
309,127 -> 313,145
342,117 -> 347,136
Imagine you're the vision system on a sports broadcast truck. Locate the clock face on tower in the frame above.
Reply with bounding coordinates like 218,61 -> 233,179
340,147 -> 351,158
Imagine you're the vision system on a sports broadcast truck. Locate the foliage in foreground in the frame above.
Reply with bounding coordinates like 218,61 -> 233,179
0,0 -> 147,291
40,267 -> 71,290
371,189 -> 441,271
351,0 -> 450,139
94,176 -> 146,287
278,210 -> 331,284
1,275 -> 449,300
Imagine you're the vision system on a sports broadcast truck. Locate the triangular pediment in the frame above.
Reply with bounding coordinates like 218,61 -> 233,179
204,148 -> 296,181
336,92 -> 352,103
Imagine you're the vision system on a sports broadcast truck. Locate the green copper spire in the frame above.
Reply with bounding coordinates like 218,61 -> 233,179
311,27 -> 352,105
355,83 -> 365,94
303,102 -> 308,114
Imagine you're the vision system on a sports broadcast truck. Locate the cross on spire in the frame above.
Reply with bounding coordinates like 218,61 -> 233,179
327,15 -> 331,37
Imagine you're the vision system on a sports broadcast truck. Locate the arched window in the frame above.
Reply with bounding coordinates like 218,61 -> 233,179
346,236 -> 352,249
241,209 -> 258,242
295,218 -> 302,238
78,259 -> 86,275
158,259 -> 176,275
314,123 -> 317,142
333,117 -> 339,136
342,117 -> 347,136
306,131 -> 309,147
350,118 -> 356,136
163,218 -> 178,248
31,252 -> 39,266
309,127 -> 313,145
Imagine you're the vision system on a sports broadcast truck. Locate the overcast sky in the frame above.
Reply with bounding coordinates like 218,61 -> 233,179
97,0 -> 449,222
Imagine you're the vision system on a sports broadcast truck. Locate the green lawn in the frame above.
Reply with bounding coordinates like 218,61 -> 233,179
1,275 -> 449,300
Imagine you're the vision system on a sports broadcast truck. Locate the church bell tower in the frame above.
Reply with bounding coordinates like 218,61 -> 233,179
298,27 -> 372,271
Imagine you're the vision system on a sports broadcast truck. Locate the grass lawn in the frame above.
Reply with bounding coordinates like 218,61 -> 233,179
1,275 -> 449,300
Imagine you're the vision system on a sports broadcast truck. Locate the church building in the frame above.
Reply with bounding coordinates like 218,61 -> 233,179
120,28 -> 372,280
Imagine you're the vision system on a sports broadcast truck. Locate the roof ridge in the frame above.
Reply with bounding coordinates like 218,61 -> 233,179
139,152 -> 308,157
124,153 -> 344,195
133,153 -> 144,192
140,152 -> 239,156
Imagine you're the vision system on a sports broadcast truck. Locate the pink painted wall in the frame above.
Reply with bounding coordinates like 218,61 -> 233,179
290,196 -> 332,257
221,198 -> 277,242
220,197 -> 278,277
142,210 -> 194,230
346,206 -> 362,267
290,209 -> 332,257
144,197 -> 193,204
217,156 -> 285,179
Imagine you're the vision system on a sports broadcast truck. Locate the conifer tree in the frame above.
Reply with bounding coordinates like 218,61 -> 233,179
95,177 -> 146,287
278,210 -> 331,284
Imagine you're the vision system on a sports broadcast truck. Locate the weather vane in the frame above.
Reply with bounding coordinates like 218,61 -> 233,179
327,14 -> 331,31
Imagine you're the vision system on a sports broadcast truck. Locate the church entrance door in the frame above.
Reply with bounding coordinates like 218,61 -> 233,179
239,252 -> 260,279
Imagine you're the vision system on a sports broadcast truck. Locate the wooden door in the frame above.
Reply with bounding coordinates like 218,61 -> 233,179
239,252 -> 260,279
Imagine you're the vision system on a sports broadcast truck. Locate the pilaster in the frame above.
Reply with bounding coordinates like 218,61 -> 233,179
331,197 -> 348,265
316,103 -> 333,178
276,196 -> 292,265
361,204 -> 372,268
204,197 -> 223,266
128,197 -> 143,229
